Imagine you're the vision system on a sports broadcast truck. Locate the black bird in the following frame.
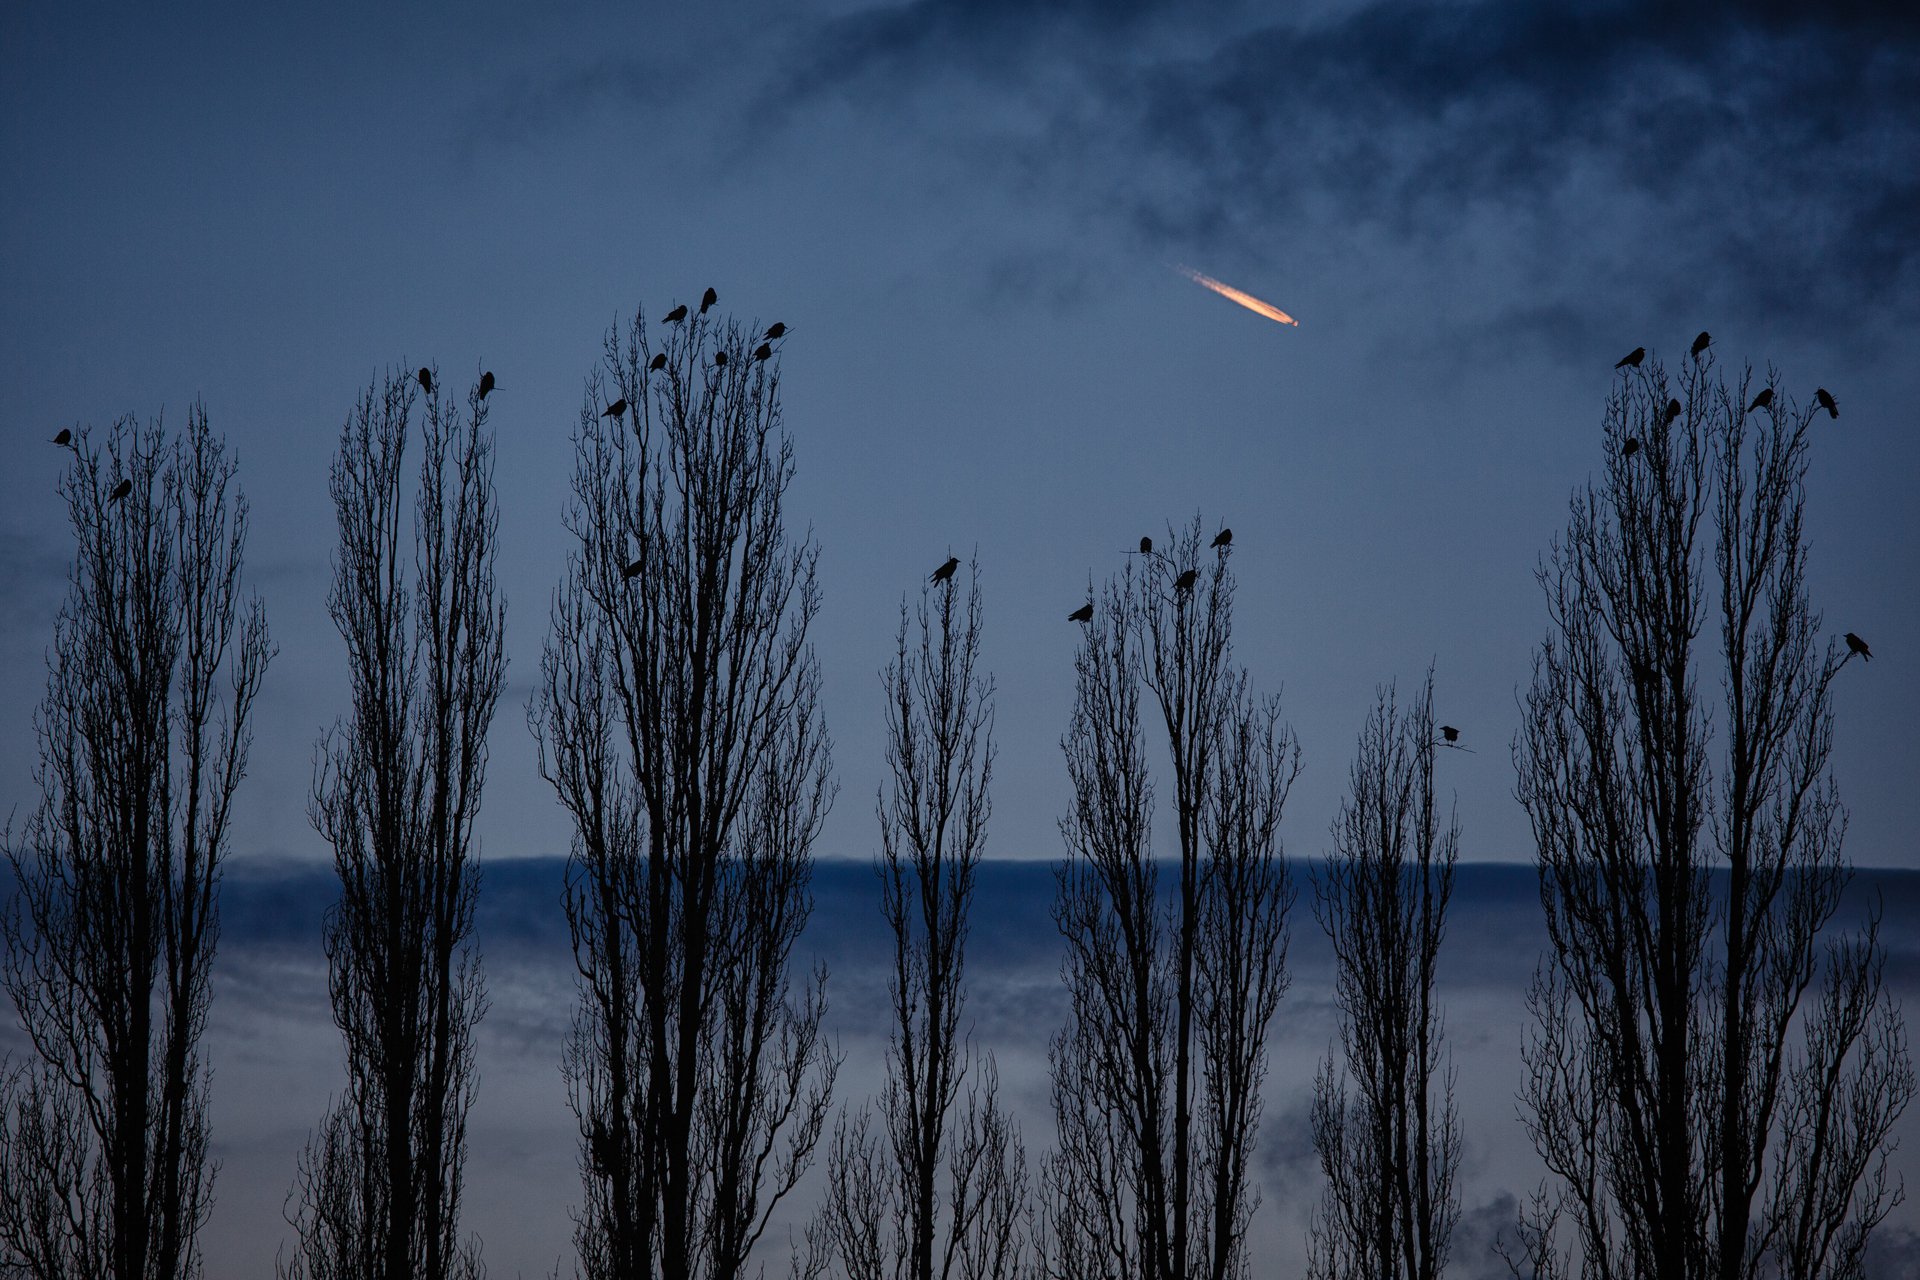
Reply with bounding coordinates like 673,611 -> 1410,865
1069,601 -> 1094,623
1139,536 -> 1152,555
649,353 -> 667,372
479,371 -> 496,399
1845,632 -> 1872,662
713,350 -> 727,368
1211,528 -> 1232,549
418,367 -> 434,393
664,304 -> 688,324
1664,398 -> 1681,426
1691,331 -> 1711,360
1174,568 -> 1198,593
753,343 -> 772,362
1623,437 -> 1641,458
700,287 -> 717,314
1615,347 -> 1645,369
1439,724 -> 1460,744
623,557 -> 645,580
603,398 -> 627,420
1816,387 -> 1838,419
764,322 -> 786,341
108,478 -> 132,503
1747,388 -> 1773,413
52,428 -> 71,446
930,556 -> 960,584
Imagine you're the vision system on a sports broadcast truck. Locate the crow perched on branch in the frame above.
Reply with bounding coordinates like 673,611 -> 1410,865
650,353 -> 667,372
479,371 -> 496,399
109,478 -> 132,503
602,398 -> 627,420
52,429 -> 71,446
930,556 -> 959,584
1845,632 -> 1871,662
1815,388 -> 1838,419
663,304 -> 688,324
1615,347 -> 1645,369
418,367 -> 434,393
1139,536 -> 1152,554
1691,331 -> 1711,359
1211,528 -> 1232,548
1747,388 -> 1773,413
700,287 -> 717,314
764,322 -> 786,340
1069,601 -> 1093,622
1174,568 -> 1198,592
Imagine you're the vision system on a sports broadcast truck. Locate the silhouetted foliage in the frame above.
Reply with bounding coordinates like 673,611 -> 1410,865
279,367 -> 504,1280
1504,351 -> 1913,1280
814,561 -> 1031,1280
0,410 -> 273,1280
1308,672 -> 1461,1280
530,305 -> 838,1280
1037,518 -> 1298,1280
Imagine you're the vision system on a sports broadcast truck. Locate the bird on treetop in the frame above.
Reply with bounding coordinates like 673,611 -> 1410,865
418,367 -> 434,393
1691,331 -> 1711,359
930,556 -> 960,584
1844,632 -> 1871,662
1615,347 -> 1645,369
1069,601 -> 1094,623
1815,388 -> 1838,419
700,287 -> 717,314
602,398 -> 627,420
109,478 -> 132,503
479,371 -> 496,399
623,557 -> 644,580
1747,388 -> 1773,413
1623,437 -> 1640,458
1139,536 -> 1152,554
753,343 -> 772,362
1664,398 -> 1681,425
52,428 -> 71,447
1211,528 -> 1232,549
714,350 -> 727,368
764,322 -> 786,341
664,304 -> 688,324
650,353 -> 667,372
1174,568 -> 1198,592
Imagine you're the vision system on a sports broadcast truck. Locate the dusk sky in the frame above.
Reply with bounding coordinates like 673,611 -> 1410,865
2,2 -> 1918,1274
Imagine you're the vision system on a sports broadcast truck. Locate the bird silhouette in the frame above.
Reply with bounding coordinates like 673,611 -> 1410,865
1815,388 -> 1838,419
52,429 -> 71,446
1615,347 -> 1645,369
713,350 -> 727,368
108,478 -> 132,503
1623,437 -> 1641,458
700,287 -> 717,314
930,556 -> 960,584
1211,528 -> 1232,549
1174,568 -> 1198,592
1139,536 -> 1152,555
664,304 -> 688,324
764,322 -> 786,340
479,371 -> 496,399
1691,331 -> 1711,360
418,367 -> 434,393
1664,398 -> 1681,426
650,353 -> 667,372
1439,725 -> 1460,743
623,557 -> 644,580
1844,632 -> 1871,662
1747,388 -> 1773,413
603,398 -> 627,420
1069,601 -> 1094,622
753,343 -> 772,362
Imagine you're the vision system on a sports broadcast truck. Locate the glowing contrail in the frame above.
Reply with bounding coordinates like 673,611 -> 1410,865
1176,265 -> 1299,327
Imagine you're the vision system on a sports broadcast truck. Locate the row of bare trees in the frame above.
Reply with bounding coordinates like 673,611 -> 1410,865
1,320 -> 1908,1280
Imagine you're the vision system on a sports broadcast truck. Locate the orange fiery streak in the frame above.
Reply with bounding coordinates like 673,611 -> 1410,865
1177,266 -> 1299,327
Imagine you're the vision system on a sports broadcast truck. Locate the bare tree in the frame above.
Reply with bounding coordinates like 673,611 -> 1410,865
1308,672 -> 1461,1280
1506,350 -> 1913,1280
280,367 -> 504,1280
1037,518 -> 1298,1280
529,304 -> 838,1280
817,562 -> 1031,1280
0,409 -> 273,1280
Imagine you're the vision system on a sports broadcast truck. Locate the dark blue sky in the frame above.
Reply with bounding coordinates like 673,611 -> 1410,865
4,0 -> 1916,872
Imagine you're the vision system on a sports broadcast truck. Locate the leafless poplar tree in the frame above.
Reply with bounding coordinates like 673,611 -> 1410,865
1506,350 -> 1913,1280
529,304 -> 838,1280
280,367 -> 504,1280
0,410 -> 273,1280
816,562 -> 1031,1280
1308,672 -> 1461,1280
1038,518 -> 1298,1280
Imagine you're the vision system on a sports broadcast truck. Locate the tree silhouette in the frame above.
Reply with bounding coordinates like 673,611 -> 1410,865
1308,672 -> 1461,1280
1,410 -> 273,1280
279,367 -> 504,1280
1037,518 -> 1298,1280
1505,352 -> 1913,1280
815,560 -> 1031,1280
530,304 -> 838,1280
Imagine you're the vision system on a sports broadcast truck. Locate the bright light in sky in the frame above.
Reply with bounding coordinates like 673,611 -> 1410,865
1176,265 -> 1299,327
